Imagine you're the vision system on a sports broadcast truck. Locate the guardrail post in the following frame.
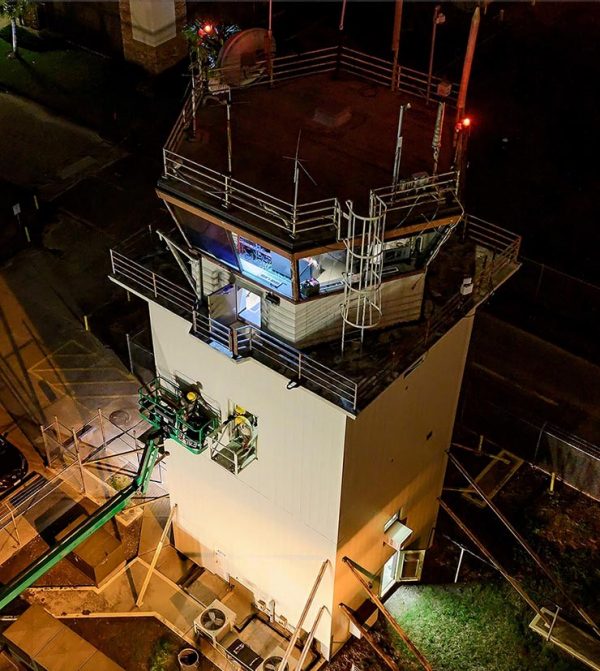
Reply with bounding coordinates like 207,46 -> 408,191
72,428 -> 87,496
40,424 -> 51,467
98,408 -> 106,450
126,332 -> 134,374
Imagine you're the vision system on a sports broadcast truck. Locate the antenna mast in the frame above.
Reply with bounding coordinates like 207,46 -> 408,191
284,130 -> 317,231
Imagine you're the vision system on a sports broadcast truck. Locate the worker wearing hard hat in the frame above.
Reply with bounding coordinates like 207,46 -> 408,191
182,390 -> 200,422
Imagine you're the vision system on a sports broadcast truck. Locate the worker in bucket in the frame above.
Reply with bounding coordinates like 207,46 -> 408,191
182,390 -> 202,423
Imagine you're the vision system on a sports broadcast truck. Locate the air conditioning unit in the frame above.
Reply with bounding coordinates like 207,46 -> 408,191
259,647 -> 297,671
194,599 -> 236,644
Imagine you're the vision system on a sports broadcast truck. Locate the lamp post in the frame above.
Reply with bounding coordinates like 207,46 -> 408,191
427,5 -> 446,104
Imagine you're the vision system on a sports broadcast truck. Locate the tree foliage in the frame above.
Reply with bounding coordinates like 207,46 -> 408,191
0,0 -> 29,20
182,19 -> 239,67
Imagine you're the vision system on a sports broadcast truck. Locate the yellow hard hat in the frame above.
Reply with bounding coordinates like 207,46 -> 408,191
186,391 -> 198,402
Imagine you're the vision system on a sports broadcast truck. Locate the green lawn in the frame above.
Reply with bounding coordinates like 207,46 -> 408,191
385,581 -> 585,671
0,26 -> 137,130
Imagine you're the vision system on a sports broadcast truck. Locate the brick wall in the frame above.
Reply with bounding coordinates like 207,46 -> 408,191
119,0 -> 187,74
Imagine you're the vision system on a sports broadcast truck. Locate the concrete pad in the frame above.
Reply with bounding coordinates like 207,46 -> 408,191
139,498 -> 171,555
0,652 -> 18,671
0,93 -> 124,195
186,570 -> 230,607
139,544 -> 192,585
222,583 -> 256,630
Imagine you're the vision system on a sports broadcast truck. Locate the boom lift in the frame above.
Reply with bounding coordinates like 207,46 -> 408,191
0,377 -> 217,612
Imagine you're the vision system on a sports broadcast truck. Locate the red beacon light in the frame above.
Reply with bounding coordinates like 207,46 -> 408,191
462,117 -> 471,128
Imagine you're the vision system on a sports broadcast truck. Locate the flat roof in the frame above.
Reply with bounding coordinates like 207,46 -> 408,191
163,71 -> 456,251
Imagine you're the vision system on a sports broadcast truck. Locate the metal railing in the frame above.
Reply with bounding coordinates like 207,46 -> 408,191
339,47 -> 394,88
191,316 -> 359,411
110,219 -> 519,413
110,242 -> 196,317
354,218 -> 521,406
372,171 -> 459,213
162,45 -> 459,238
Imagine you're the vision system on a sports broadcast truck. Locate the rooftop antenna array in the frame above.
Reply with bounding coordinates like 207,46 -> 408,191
283,130 -> 317,231
201,29 -> 277,206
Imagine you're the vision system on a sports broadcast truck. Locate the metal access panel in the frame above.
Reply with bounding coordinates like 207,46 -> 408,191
397,550 -> 426,582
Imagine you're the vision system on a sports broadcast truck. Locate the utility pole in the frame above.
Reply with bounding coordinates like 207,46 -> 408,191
456,6 -> 480,123
391,0 -> 404,91
267,0 -> 274,86
427,5 -> 445,104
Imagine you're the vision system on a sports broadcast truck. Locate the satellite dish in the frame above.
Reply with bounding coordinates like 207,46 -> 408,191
216,28 -> 276,87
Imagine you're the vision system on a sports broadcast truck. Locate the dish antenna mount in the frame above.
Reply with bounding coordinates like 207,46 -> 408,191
216,28 -> 276,88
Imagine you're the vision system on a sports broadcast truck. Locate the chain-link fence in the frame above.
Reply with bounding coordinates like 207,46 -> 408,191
534,424 -> 600,502
457,397 -> 600,502
488,257 -> 600,362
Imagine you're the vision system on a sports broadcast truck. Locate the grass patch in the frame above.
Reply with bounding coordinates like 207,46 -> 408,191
149,636 -> 177,671
0,26 -> 140,129
385,581 -> 584,671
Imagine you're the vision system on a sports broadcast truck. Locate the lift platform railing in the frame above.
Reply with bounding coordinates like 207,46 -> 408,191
139,377 -> 220,455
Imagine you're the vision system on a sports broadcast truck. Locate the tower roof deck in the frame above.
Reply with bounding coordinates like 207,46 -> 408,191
110,216 -> 521,414
162,48 -> 459,251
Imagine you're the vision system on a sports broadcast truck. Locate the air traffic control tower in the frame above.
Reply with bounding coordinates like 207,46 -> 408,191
110,21 -> 520,668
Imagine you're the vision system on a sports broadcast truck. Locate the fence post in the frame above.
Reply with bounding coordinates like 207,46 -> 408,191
454,547 -> 465,583
98,408 -> 106,450
534,420 -> 547,463
40,424 -> 51,467
534,262 -> 545,301
126,332 -> 134,375
72,428 -> 87,496
547,605 -> 560,641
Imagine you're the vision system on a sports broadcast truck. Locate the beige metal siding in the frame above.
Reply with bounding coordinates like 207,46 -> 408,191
331,314 -> 474,651
149,302 -> 347,652
263,273 -> 425,347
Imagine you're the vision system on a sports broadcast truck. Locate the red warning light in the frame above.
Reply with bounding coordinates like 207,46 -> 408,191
203,23 -> 213,33
462,117 -> 471,128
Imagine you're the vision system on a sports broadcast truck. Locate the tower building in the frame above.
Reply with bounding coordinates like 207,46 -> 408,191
110,32 -> 520,667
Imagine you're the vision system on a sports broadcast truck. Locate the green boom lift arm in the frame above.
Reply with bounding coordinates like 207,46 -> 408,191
0,430 -> 162,611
